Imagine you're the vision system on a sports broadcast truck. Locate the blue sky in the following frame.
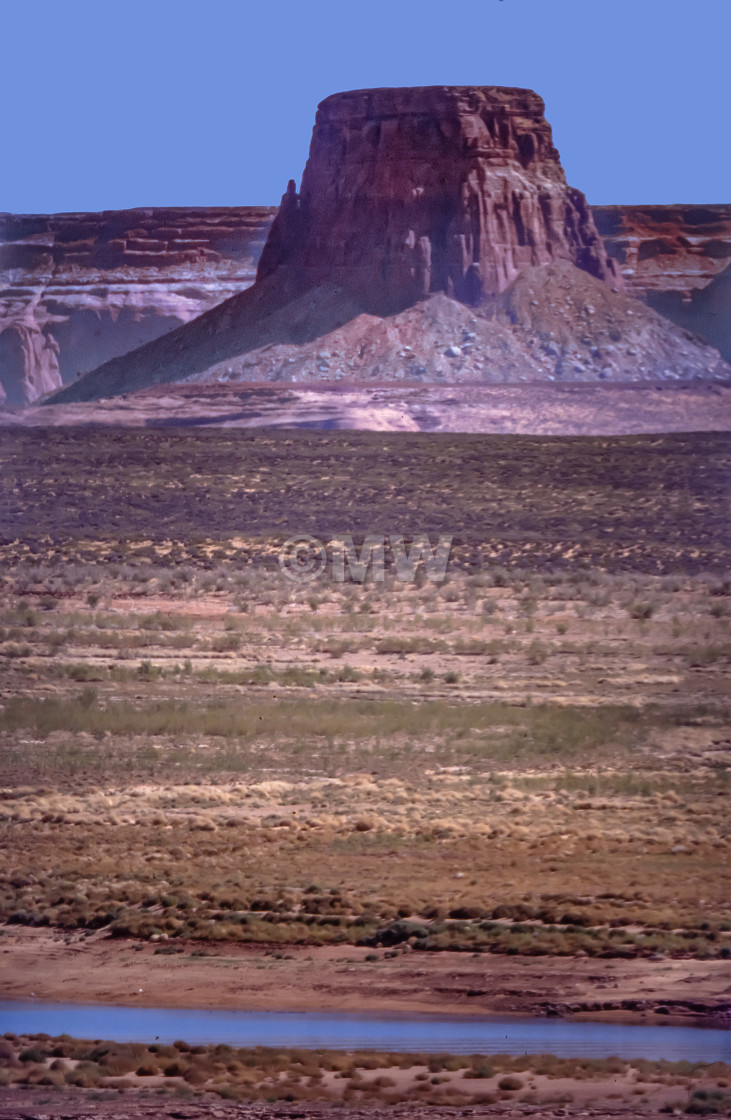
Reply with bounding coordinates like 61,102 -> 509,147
2,0 -> 729,213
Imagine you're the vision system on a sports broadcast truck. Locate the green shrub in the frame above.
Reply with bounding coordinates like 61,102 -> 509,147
19,1046 -> 46,1063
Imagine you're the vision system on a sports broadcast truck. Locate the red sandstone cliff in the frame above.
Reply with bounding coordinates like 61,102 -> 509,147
258,86 -> 620,310
39,87 -> 731,405
4,152 -> 730,405
0,207 -> 275,405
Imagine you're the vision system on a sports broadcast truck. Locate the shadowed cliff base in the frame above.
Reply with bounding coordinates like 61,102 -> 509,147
44,272 -> 364,403
647,262 -> 731,365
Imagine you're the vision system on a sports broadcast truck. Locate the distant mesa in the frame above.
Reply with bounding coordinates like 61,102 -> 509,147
0,207 -> 275,406
0,86 -> 728,408
592,204 -> 731,363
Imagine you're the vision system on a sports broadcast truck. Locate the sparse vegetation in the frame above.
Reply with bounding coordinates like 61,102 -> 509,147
0,429 -> 728,977
0,1032 -> 727,1107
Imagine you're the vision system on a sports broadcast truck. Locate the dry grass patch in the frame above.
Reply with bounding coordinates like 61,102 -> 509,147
1,1034 -> 728,1108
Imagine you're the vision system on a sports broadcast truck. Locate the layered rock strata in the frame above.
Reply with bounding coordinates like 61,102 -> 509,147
45,87 -> 730,406
592,205 -> 731,299
0,207 -> 275,404
258,85 -> 621,311
592,204 -> 731,360
4,200 -> 727,405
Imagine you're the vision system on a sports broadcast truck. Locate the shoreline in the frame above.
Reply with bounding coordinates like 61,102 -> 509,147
1,927 -> 728,1031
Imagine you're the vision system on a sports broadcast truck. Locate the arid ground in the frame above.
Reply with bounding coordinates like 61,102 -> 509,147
3,380 -> 731,435
0,427 -> 729,1115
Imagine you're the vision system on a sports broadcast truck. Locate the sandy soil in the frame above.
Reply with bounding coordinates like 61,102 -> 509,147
2,927 -> 729,1025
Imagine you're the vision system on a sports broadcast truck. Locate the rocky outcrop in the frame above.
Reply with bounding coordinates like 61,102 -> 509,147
258,85 -> 621,311
0,207 -> 275,403
591,205 -> 731,360
44,87 -> 730,407
5,134 -> 730,407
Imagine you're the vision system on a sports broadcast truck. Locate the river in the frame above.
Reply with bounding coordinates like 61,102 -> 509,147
0,1001 -> 728,1062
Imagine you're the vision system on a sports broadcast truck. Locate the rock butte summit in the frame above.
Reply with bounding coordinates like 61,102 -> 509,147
46,85 -> 729,405
257,85 -> 621,311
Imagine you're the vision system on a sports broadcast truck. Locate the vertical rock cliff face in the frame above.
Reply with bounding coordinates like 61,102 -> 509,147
0,207 -> 275,404
0,320 -> 61,407
258,86 -> 621,312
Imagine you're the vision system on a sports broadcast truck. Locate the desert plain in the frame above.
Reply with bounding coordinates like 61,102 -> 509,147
1,71 -> 731,1120
0,426 -> 729,1116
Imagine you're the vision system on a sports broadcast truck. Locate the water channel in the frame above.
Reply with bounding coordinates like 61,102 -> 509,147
0,1001 -> 728,1062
